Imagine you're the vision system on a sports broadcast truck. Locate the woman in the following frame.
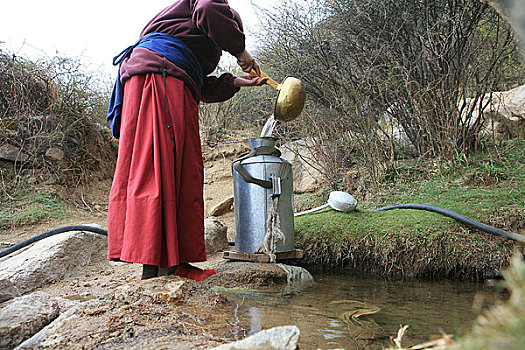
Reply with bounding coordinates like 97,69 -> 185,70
107,0 -> 267,280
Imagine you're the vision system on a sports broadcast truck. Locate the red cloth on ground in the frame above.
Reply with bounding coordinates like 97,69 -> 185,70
172,263 -> 218,282
107,73 -> 206,268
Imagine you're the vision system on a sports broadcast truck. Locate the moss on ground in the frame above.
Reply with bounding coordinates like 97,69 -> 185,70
0,189 -> 67,230
294,140 -> 525,280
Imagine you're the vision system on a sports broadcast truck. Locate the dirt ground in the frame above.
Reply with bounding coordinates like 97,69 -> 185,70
2,142 -> 249,246
2,142 -> 266,349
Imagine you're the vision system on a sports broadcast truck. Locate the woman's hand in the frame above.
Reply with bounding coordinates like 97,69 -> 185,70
236,50 -> 261,75
233,75 -> 269,88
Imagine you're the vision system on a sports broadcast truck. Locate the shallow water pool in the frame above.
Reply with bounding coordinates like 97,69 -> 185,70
221,271 -> 502,349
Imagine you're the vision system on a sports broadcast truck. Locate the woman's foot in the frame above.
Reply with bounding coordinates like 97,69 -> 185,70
141,264 -> 159,280
158,266 -> 177,276
172,263 -> 218,281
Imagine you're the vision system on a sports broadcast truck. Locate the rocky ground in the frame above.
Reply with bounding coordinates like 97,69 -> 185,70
0,231 -> 305,349
0,142 -> 313,350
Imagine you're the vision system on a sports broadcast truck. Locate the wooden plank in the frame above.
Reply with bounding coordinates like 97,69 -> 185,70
222,251 -> 268,262
222,249 -> 304,263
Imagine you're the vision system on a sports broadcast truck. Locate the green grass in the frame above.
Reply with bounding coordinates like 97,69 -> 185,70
0,190 -> 67,230
312,140 -> 525,240
295,177 -> 523,244
295,208 -> 459,243
294,140 -> 524,278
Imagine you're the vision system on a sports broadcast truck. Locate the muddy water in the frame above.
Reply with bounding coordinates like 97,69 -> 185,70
221,271 -> 500,349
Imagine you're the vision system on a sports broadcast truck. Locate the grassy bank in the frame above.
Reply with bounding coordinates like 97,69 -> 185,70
295,140 -> 525,280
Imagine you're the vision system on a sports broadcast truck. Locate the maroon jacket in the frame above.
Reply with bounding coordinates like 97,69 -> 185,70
120,0 -> 245,103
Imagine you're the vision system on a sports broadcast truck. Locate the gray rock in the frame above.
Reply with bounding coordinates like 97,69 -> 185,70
44,147 -> 64,161
0,228 -> 107,297
16,308 -> 80,350
209,196 -> 234,216
205,219 -> 229,253
488,1 -> 525,54
0,292 -> 60,350
276,264 -> 314,284
16,301 -> 93,349
0,144 -> 28,162
208,325 -> 300,350
115,276 -> 196,304
280,139 -> 323,194
0,279 -> 20,304
205,262 -> 289,289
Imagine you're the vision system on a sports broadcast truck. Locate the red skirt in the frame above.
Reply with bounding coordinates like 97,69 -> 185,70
107,73 -> 205,268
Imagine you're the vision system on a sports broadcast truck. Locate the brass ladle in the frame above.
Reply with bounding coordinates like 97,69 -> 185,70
252,70 -> 306,122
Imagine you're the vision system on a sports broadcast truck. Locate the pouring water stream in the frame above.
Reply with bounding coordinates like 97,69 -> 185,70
260,114 -> 278,138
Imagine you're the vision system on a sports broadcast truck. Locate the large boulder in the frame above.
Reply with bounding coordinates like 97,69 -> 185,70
0,228 -> 107,299
280,139 -> 323,193
488,1 -> 525,54
205,262 -> 313,289
460,84 -> 525,139
15,299 -> 109,350
208,325 -> 300,350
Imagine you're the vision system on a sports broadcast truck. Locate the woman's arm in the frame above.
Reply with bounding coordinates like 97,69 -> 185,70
192,0 -> 245,56
201,73 -> 267,103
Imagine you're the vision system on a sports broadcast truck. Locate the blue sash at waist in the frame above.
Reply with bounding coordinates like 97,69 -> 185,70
107,32 -> 203,139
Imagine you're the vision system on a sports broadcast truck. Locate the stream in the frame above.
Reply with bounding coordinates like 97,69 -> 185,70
221,271 -> 501,349
231,117 -> 503,349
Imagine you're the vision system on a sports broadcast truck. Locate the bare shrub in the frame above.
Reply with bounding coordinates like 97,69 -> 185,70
0,48 -> 116,193
254,0 -> 524,190
199,67 -> 276,144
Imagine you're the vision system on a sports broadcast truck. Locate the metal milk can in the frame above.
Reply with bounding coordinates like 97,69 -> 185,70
232,137 -> 295,254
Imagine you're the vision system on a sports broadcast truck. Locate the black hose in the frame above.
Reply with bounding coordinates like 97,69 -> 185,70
0,225 -> 108,259
2,203 -> 523,259
374,203 -> 525,243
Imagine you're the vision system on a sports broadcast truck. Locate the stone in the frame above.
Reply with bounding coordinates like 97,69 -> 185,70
209,196 -> 234,216
0,228 -> 107,297
44,147 -> 65,161
0,292 -> 60,350
115,276 -> 195,304
205,262 -> 289,289
280,138 -> 323,193
276,264 -> 314,284
460,84 -> 525,139
83,307 -> 106,316
0,143 -> 28,162
208,325 -> 300,350
16,303 -> 89,349
0,278 -> 21,303
205,218 -> 229,253
488,1 -> 525,54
